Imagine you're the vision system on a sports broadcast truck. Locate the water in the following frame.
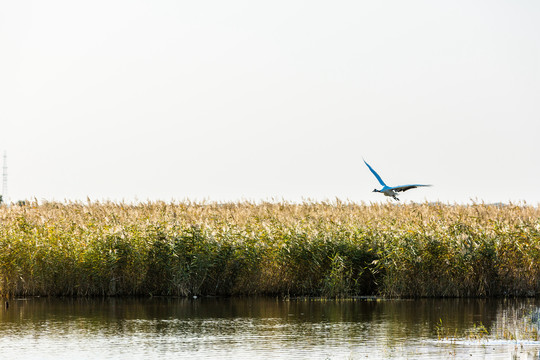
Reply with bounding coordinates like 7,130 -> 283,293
1,297 -> 540,359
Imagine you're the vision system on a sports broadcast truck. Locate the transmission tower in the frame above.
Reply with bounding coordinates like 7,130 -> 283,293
2,151 -> 7,204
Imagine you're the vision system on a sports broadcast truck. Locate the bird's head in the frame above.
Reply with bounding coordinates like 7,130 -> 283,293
372,189 -> 379,193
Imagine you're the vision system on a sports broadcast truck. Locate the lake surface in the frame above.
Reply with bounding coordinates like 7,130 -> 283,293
1,297 -> 540,359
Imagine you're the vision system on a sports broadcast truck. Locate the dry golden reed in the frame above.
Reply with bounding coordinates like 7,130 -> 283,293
0,200 -> 538,297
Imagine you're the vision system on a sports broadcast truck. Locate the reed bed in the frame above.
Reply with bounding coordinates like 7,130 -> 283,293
0,201 -> 539,298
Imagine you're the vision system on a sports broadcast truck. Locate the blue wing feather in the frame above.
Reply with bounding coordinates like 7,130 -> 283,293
363,159 -> 386,187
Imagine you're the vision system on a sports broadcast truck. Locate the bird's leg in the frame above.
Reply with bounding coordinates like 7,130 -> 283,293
393,195 -> 400,201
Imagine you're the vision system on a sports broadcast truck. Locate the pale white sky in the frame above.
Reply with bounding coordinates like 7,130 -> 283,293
1,0 -> 539,204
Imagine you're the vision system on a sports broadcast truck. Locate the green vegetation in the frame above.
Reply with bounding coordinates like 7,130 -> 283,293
0,201 -> 539,298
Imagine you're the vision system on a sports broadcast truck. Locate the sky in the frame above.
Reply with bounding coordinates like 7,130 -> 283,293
1,0 -> 539,204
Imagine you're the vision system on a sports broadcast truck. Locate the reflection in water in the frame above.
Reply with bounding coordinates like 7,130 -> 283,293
1,297 -> 539,359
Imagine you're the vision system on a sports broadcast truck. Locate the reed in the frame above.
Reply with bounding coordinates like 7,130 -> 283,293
0,201 -> 538,297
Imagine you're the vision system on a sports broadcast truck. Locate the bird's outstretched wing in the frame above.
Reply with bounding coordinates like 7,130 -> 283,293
363,159 -> 386,187
389,184 -> 432,193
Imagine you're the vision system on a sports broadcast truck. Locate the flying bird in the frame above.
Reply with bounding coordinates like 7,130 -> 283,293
363,159 -> 431,201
